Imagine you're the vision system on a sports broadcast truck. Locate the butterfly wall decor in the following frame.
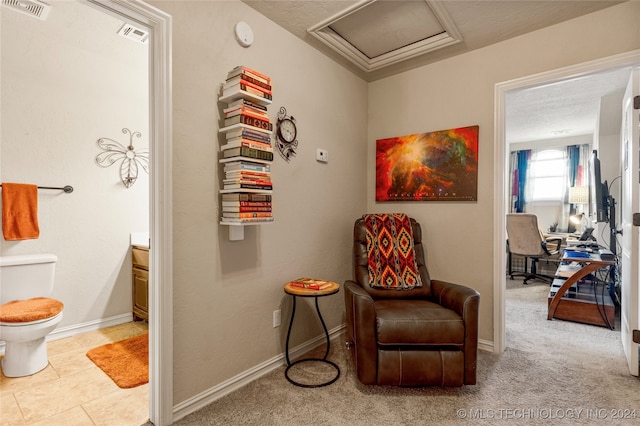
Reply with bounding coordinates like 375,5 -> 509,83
95,128 -> 149,188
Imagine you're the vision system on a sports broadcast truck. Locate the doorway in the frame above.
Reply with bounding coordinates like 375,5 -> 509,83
87,1 -> 173,424
0,0 -> 172,424
493,50 -> 640,354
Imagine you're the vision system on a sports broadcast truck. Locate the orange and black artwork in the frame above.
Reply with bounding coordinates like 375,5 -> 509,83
376,125 -> 479,202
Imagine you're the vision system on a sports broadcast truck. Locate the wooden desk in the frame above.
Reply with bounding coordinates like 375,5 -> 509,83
547,250 -> 614,328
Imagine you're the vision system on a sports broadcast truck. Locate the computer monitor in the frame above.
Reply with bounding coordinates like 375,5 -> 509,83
590,150 -> 608,223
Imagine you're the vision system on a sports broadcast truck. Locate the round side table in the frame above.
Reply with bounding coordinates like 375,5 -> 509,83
283,280 -> 341,387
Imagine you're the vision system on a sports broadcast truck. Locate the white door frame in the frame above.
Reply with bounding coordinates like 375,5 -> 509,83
86,1 -> 173,424
493,49 -> 640,353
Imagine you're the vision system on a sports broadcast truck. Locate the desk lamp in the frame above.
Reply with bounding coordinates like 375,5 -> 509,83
570,213 -> 587,233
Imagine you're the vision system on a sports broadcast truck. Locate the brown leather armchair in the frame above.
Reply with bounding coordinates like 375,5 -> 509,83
344,216 -> 480,386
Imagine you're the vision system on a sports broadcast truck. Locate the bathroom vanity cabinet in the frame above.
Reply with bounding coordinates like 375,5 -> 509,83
131,246 -> 149,322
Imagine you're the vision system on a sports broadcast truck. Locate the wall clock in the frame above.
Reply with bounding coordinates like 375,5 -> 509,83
275,106 -> 298,161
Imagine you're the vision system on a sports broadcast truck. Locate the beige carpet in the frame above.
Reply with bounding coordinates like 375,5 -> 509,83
171,281 -> 640,425
86,333 -> 148,389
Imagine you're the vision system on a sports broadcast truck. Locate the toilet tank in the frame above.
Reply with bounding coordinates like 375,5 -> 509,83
0,254 -> 57,304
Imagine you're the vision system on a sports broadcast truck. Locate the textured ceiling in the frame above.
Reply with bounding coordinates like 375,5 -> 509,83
243,0 -> 625,81
244,0 -> 631,144
506,67 -> 631,144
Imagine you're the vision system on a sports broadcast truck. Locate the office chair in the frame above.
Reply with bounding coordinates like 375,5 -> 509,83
506,213 -> 562,285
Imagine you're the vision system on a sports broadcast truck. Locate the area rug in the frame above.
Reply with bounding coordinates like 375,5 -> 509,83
86,333 -> 148,388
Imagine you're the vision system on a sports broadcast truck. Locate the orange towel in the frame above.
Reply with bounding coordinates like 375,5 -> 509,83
1,183 -> 40,240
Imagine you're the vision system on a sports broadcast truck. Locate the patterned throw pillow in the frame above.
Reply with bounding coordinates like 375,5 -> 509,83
364,213 -> 422,290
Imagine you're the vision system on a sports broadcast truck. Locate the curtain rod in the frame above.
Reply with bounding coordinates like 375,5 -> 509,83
0,184 -> 74,193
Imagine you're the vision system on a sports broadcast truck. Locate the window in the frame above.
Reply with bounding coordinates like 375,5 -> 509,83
526,149 -> 568,201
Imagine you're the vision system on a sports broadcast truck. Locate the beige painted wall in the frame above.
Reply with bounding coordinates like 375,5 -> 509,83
10,0 -> 634,412
148,1 -> 368,403
0,1 -> 149,328
368,1 -> 640,344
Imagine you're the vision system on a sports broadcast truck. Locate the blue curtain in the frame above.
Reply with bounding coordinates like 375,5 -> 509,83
566,145 -> 581,232
514,150 -> 530,212
567,145 -> 580,187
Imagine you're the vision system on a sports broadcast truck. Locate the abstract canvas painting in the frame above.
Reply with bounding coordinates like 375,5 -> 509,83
376,125 -> 479,202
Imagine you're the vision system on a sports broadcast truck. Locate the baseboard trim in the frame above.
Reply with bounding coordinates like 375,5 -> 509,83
172,324 -> 347,423
478,338 -> 494,353
51,313 -> 134,341
0,313 -> 133,355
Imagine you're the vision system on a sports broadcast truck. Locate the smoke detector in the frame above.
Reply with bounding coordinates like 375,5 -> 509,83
2,0 -> 51,20
117,23 -> 149,44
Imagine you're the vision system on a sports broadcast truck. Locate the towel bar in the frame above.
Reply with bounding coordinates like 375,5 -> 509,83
0,184 -> 73,193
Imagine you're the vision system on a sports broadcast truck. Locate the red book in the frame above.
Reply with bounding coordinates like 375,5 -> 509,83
222,83 -> 272,101
288,278 -> 334,290
222,206 -> 272,213
221,201 -> 272,207
225,107 -> 269,121
236,78 -> 272,95
224,170 -> 271,180
226,74 -> 272,91
224,106 -> 268,119
222,212 -> 273,218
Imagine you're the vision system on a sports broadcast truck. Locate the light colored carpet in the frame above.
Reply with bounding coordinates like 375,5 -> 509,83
171,281 -> 640,425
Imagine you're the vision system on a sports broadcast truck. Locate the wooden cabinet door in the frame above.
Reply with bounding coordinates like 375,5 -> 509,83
133,267 -> 149,321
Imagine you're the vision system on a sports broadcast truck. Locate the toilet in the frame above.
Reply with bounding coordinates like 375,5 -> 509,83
0,254 -> 64,377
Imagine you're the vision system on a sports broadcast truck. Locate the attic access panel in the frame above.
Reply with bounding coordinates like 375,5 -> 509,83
308,0 -> 462,72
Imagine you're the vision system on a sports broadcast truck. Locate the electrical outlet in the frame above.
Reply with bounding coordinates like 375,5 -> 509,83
273,309 -> 281,328
316,148 -> 329,163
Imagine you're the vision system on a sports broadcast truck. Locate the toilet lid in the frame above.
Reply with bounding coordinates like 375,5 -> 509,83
0,297 -> 64,323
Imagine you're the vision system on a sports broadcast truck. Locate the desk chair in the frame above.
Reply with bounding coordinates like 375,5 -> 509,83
506,213 -> 562,285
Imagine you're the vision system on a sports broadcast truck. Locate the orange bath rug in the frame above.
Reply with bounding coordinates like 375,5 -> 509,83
86,333 -> 148,388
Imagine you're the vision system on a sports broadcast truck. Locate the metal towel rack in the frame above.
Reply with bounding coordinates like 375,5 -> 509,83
0,184 -> 74,193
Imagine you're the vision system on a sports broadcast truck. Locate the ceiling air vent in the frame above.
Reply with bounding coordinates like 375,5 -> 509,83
2,0 -> 51,20
117,23 -> 149,44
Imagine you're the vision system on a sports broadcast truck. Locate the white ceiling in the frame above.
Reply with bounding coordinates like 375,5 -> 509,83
506,67 -> 631,144
244,0 -> 632,144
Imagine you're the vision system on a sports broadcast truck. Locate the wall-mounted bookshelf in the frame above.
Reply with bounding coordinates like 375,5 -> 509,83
218,66 -> 274,241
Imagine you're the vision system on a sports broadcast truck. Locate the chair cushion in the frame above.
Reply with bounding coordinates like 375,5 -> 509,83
0,297 -> 64,323
375,299 -> 464,347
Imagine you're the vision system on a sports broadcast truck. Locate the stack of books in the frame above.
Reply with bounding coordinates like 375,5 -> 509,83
222,159 -> 272,191
221,66 -> 274,162
221,191 -> 273,223
220,124 -> 273,161
220,66 -> 274,225
223,65 -> 273,101
287,278 -> 335,291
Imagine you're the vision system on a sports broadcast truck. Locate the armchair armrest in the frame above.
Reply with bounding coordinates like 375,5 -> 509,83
431,279 -> 480,319
430,279 -> 480,385
542,236 -> 562,255
344,280 -> 378,385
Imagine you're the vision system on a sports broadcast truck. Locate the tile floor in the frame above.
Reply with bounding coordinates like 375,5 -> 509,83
0,322 -> 149,426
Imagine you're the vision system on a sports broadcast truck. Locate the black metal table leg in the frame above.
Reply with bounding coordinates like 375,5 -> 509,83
284,293 -> 340,388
